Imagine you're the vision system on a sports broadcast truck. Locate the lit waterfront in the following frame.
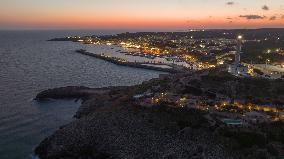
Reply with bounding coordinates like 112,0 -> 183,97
85,44 -> 199,70
68,31 -> 284,78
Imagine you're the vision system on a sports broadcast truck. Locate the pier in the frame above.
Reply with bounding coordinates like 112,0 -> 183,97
76,49 -> 187,73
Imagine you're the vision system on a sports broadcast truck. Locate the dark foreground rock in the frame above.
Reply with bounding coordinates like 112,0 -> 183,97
34,86 -> 125,101
35,69 -> 284,159
35,86 -> 92,100
34,85 -> 237,159
35,100 -> 235,159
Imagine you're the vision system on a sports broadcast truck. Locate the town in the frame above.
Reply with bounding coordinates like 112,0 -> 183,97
48,29 -> 284,158
60,29 -> 284,79
51,29 -> 284,125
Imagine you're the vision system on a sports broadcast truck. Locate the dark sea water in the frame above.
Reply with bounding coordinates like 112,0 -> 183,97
0,30 -> 162,159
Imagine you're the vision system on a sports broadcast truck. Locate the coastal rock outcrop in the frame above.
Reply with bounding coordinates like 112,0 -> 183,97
34,82 -> 238,159
35,97 -> 234,159
35,86 -> 91,100
35,68 -> 284,159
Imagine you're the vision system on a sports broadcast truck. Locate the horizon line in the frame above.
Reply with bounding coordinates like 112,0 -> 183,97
1,27 -> 284,32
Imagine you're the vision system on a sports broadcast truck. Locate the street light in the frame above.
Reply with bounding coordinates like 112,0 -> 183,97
237,35 -> 243,40
266,59 -> 270,68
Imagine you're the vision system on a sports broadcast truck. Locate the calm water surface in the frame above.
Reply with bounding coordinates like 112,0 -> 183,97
0,30 -> 162,159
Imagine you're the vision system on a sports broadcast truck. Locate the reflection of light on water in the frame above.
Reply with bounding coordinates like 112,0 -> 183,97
0,32 -> 163,159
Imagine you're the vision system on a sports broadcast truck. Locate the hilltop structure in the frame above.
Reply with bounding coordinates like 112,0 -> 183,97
228,35 -> 249,76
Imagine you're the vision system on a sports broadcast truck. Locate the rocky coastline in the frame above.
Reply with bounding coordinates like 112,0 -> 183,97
34,68 -> 284,159
34,85 -> 235,159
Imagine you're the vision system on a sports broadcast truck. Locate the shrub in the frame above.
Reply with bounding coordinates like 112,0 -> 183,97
263,121 -> 284,144
253,68 -> 264,75
219,129 -> 267,149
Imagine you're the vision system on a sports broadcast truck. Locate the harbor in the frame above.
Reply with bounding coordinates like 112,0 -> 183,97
84,43 -> 200,70
76,49 -> 187,73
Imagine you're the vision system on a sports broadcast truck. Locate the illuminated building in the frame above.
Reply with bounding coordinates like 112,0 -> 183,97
228,35 -> 249,76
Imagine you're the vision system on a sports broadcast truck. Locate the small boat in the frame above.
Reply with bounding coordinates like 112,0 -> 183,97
146,56 -> 155,59
166,58 -> 172,61
132,53 -> 140,56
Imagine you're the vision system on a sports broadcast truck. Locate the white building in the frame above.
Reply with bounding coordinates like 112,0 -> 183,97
228,36 -> 249,76
228,64 -> 249,76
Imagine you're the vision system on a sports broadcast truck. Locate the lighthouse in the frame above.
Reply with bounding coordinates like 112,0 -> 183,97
235,35 -> 242,67
228,35 -> 248,76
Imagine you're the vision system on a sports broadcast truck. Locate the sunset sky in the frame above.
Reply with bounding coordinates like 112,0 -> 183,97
0,0 -> 284,30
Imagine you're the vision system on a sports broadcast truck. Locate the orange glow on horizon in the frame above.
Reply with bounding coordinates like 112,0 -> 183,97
1,0 -> 284,29
1,15 -> 283,29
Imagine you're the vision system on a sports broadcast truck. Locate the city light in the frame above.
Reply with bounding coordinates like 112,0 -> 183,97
3,0 -> 284,158
237,35 -> 243,40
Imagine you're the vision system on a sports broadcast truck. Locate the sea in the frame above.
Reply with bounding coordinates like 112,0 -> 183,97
0,30 -> 163,159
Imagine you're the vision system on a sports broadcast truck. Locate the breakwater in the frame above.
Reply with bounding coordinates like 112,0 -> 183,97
76,49 -> 186,73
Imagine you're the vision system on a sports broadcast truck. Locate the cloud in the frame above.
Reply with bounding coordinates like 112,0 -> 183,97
262,5 -> 269,11
239,15 -> 266,20
269,16 -> 277,20
226,1 -> 234,5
